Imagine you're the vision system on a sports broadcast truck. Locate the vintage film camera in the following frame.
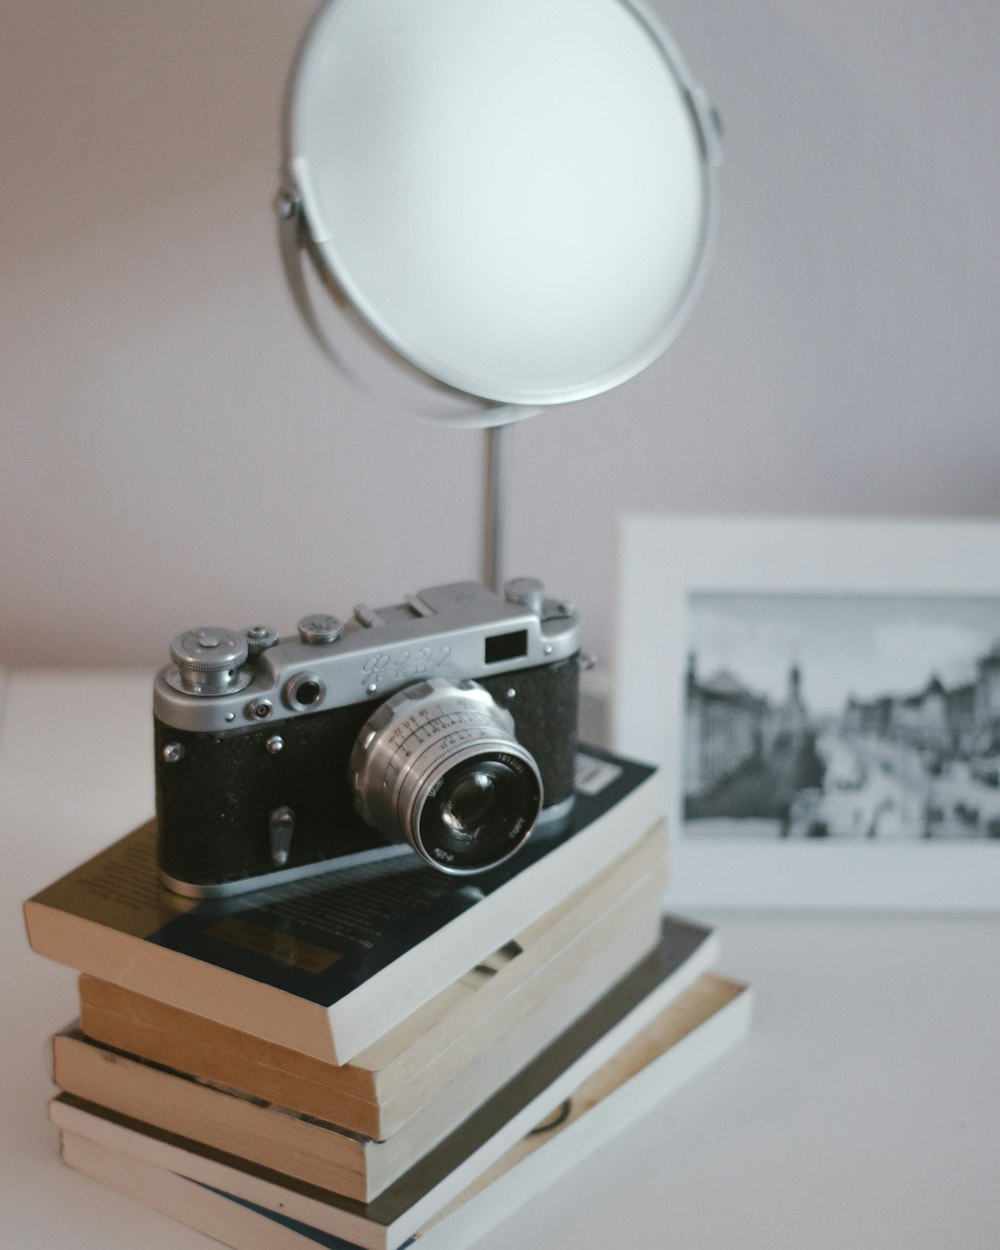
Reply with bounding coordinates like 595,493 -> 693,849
154,578 -> 580,896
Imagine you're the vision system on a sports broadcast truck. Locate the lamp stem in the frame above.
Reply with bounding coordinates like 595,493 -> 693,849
483,423 -> 512,592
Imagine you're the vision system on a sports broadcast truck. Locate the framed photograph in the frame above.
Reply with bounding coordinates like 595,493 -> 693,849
613,518 -> 1000,910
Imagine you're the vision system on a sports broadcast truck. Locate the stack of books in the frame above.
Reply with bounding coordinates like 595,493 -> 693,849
24,745 -> 751,1250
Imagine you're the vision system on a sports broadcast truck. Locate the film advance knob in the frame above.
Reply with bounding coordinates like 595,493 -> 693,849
168,627 -> 252,696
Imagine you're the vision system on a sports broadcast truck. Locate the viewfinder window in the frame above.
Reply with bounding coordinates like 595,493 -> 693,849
485,630 -> 528,664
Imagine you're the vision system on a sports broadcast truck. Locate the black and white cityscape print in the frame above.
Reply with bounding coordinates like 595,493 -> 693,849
684,592 -> 1000,840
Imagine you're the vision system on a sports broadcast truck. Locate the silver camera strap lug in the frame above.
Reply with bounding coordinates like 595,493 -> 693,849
269,806 -> 295,867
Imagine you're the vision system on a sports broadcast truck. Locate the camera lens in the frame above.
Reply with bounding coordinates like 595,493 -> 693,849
350,679 -> 543,875
422,756 -> 541,871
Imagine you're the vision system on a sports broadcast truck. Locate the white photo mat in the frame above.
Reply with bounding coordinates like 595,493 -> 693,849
612,517 -> 1000,910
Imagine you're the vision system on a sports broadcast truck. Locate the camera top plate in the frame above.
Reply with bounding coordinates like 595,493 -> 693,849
154,580 -> 580,735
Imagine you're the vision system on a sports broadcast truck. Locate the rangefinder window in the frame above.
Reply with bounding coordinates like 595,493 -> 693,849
485,630 -> 528,664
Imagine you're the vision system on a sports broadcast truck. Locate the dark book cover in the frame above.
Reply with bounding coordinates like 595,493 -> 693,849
28,746 -> 654,1012
145,747 -> 654,1009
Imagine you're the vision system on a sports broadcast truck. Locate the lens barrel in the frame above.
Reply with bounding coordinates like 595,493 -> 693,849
349,678 -> 543,875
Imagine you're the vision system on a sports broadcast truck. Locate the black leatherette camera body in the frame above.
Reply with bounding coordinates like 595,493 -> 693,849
153,581 -> 581,894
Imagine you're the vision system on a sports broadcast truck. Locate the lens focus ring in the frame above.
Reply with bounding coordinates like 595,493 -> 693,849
349,678 -> 542,875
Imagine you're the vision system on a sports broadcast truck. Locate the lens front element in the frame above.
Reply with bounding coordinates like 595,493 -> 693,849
422,754 -> 541,871
350,679 -> 543,875
443,769 -> 495,832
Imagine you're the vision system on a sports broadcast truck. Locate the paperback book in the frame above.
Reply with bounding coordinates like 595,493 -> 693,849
49,922 -> 740,1250
57,971 -> 752,1250
74,821 -> 677,1140
54,861 -> 680,1200
26,746 -> 662,1063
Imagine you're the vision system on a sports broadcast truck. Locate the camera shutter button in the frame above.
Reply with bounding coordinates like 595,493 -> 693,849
168,628 -> 252,696
504,577 -> 545,616
298,615 -> 344,644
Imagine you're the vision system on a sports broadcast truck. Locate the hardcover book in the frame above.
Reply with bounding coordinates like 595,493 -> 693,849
56,971 -> 752,1250
75,821 -> 678,1140
26,746 -> 662,1064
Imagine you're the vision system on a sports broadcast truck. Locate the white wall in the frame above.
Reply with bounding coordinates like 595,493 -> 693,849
2,0 -> 999,685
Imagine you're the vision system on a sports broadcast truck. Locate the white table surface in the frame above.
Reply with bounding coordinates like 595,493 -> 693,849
2,669 -> 999,1250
